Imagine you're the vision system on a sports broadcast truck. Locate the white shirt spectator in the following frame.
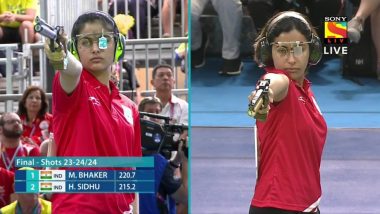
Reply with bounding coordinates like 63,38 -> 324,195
159,94 -> 188,125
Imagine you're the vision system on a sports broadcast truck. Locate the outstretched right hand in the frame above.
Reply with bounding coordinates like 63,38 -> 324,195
44,34 -> 68,70
248,87 -> 273,122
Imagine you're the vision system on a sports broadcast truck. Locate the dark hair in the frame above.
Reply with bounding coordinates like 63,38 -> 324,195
152,64 -> 174,79
254,11 -> 319,67
17,86 -> 49,121
71,10 -> 120,57
71,11 -> 119,39
138,97 -> 163,112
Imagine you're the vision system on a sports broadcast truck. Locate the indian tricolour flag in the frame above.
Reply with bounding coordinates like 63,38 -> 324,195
40,171 -> 52,180
40,183 -> 52,191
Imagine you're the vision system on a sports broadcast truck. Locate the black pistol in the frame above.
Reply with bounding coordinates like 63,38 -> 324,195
248,79 -> 270,119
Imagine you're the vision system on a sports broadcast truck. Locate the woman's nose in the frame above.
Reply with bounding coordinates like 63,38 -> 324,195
91,41 -> 101,52
287,52 -> 296,64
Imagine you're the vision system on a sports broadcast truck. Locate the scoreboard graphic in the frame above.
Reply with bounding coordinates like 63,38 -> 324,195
15,170 -> 155,193
14,157 -> 155,193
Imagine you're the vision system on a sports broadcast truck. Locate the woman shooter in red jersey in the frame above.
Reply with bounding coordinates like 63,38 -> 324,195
248,11 -> 326,214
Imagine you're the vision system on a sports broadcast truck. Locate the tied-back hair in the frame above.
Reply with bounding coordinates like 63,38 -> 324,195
253,11 -> 319,67
17,86 -> 49,121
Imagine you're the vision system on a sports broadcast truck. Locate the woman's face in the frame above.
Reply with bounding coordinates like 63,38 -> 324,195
76,21 -> 116,74
271,29 -> 310,84
25,90 -> 42,113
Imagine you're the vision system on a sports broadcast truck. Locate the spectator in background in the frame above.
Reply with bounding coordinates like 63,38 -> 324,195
108,0 -> 149,39
347,0 -> 380,79
138,96 -> 164,123
247,0 -> 343,41
138,96 -> 163,114
0,0 -> 39,77
0,112 -> 41,172
151,64 -> 188,128
0,168 -> 14,208
162,0 -> 188,37
150,63 -> 188,213
191,0 -> 243,75
17,86 -> 53,147
0,0 -> 38,44
0,167 -> 51,214
138,97 -> 188,214
247,0 -> 344,38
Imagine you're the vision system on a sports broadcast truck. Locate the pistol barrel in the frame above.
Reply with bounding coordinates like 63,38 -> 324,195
34,16 -> 58,40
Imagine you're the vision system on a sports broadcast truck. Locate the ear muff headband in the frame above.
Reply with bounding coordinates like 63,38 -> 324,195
257,11 -> 322,67
266,12 -> 311,38
115,33 -> 125,62
68,11 -> 126,63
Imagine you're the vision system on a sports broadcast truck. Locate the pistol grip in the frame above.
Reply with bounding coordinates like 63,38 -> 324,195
49,39 -> 56,52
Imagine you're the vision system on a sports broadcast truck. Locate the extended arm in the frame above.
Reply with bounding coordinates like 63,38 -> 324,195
262,73 -> 289,103
248,73 -> 289,121
44,39 -> 82,94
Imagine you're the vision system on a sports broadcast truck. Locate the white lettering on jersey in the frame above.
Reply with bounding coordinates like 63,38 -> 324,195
88,96 -> 101,106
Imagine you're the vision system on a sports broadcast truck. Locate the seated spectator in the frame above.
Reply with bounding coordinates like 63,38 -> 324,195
347,0 -> 380,79
108,0 -> 149,39
17,86 -> 53,147
0,0 -> 39,77
138,96 -> 188,214
191,0 -> 243,75
0,113 -> 41,172
0,168 -> 14,208
162,0 -> 188,37
247,0 -> 343,40
0,0 -> 39,44
0,167 -> 51,214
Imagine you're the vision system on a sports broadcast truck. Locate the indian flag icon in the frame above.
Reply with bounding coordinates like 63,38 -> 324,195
40,182 -> 52,191
40,171 -> 52,180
